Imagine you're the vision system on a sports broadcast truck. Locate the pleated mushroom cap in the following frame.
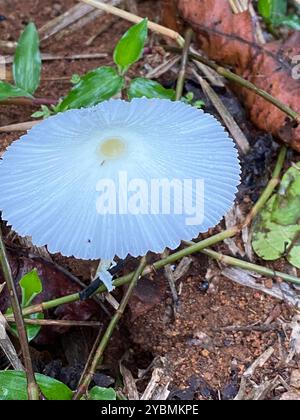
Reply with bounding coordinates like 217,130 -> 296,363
0,98 -> 240,260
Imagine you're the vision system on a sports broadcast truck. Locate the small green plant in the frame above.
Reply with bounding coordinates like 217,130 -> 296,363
258,0 -> 300,30
0,23 -> 41,101
252,162 -> 300,268
1,19 -> 200,117
6,269 -> 44,341
181,91 -> 205,109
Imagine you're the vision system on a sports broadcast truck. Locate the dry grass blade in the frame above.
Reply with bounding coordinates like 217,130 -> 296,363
4,53 -> 108,65
141,367 -> 170,400
192,67 -> 250,154
235,346 -> 275,400
0,121 -> 38,133
120,363 -> 139,400
228,0 -> 249,13
145,56 -> 180,80
286,315 -> 300,364
54,1 -> 122,42
0,312 -> 24,370
39,3 -> 96,41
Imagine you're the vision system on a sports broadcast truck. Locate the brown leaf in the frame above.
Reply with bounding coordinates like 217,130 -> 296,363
178,0 -> 300,151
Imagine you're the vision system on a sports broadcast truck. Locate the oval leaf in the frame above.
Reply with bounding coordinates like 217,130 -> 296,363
13,23 -> 41,95
0,81 -> 32,101
20,269 -> 43,307
272,163 -> 300,226
58,67 -> 124,112
258,0 -> 287,25
114,19 -> 148,74
128,78 -> 175,100
252,195 -> 300,262
88,386 -> 116,401
0,371 -> 73,400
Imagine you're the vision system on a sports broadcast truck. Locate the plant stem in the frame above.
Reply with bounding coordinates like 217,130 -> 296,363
73,256 -> 147,400
176,28 -> 193,100
0,228 -> 39,400
5,318 -> 102,327
0,97 -> 58,107
166,46 -> 300,124
12,146 -> 288,319
199,248 -> 300,286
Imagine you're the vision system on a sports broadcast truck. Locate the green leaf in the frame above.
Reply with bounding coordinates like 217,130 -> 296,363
277,14 -> 300,30
128,78 -> 175,100
252,163 -> 300,269
271,164 -> 300,225
13,23 -> 41,95
7,310 -> 43,342
88,386 -> 116,401
258,0 -> 287,26
6,270 -> 43,342
0,81 -> 32,101
0,371 -> 73,400
20,269 -> 43,307
25,313 -> 43,342
114,19 -> 148,74
194,100 -> 205,109
70,73 -> 81,85
58,66 -> 124,112
252,196 -> 300,259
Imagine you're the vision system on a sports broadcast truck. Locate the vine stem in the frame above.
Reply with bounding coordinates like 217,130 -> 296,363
200,248 -> 300,286
0,228 -> 39,400
175,28 -> 193,100
6,146 -> 290,320
73,256 -> 147,400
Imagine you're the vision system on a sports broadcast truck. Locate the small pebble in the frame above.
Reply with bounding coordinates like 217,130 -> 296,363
198,280 -> 210,294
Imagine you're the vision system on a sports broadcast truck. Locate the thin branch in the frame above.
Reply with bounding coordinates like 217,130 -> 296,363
0,121 -> 38,133
0,228 -> 39,400
0,312 -> 24,370
214,322 -> 281,333
5,318 -> 102,327
192,66 -> 250,154
73,256 -> 147,400
0,97 -> 58,107
175,28 -> 193,100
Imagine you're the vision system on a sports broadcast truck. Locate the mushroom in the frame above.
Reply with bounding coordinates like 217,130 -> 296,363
0,98 -> 240,261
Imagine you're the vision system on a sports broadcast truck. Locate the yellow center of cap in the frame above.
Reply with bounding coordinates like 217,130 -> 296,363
99,137 -> 126,159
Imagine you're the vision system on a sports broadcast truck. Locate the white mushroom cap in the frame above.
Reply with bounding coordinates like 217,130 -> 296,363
0,98 -> 240,260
